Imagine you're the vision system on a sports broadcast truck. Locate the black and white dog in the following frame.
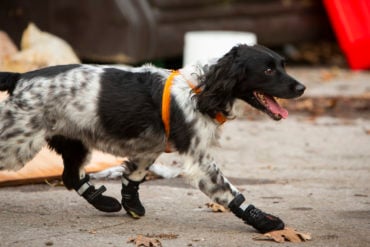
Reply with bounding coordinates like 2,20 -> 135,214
0,44 -> 305,233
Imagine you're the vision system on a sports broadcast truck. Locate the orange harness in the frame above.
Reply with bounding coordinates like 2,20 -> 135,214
161,70 -> 226,152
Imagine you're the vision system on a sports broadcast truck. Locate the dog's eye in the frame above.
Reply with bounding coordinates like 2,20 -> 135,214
264,68 -> 275,76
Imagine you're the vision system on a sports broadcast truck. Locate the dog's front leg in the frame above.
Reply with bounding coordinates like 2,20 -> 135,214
183,153 -> 285,233
120,154 -> 159,218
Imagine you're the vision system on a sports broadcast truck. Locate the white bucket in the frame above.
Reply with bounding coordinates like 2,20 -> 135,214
183,31 -> 257,66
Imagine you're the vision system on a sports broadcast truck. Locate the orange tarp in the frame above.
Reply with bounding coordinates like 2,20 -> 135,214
0,148 -> 124,187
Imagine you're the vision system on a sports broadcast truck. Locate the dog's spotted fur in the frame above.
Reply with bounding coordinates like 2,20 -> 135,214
0,45 -> 305,232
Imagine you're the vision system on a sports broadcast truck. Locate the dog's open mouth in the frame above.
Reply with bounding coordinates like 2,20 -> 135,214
253,92 -> 288,120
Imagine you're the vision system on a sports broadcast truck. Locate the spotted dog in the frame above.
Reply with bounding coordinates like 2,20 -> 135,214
0,45 -> 305,233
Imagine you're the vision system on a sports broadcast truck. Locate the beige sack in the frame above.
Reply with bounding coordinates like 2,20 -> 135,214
0,23 -> 80,72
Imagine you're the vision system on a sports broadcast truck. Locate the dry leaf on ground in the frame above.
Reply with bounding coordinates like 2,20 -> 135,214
205,202 -> 228,212
253,227 -> 312,243
127,235 -> 162,247
146,233 -> 178,240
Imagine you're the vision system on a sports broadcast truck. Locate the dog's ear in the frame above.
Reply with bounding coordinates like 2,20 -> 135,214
195,46 -> 241,118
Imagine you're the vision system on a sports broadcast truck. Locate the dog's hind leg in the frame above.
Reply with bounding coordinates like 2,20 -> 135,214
120,155 -> 158,218
47,135 -> 122,213
183,152 -> 285,233
0,108 -> 46,171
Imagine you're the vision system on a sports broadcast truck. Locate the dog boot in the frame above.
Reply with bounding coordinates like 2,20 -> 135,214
76,175 -> 122,212
228,194 -> 285,233
121,177 -> 145,218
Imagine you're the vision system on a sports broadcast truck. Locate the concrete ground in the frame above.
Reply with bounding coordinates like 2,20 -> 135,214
0,67 -> 369,247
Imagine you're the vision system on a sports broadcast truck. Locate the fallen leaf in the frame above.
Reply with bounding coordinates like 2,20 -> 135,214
205,202 -> 228,213
191,238 -> 205,242
44,241 -> 54,246
127,235 -> 162,247
44,179 -> 63,187
320,70 -> 338,82
253,227 -> 312,243
144,171 -> 162,181
354,194 -> 368,197
146,233 -> 178,240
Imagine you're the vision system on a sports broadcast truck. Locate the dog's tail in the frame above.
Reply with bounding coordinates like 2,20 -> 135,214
0,72 -> 21,95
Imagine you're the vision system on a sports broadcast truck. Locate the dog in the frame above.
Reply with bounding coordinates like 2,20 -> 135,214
0,44 -> 305,233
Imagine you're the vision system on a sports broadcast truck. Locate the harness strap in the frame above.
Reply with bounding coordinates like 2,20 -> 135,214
161,70 -> 227,152
162,70 -> 180,139
184,76 -> 226,124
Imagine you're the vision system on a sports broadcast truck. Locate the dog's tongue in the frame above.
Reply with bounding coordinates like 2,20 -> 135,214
265,95 -> 289,119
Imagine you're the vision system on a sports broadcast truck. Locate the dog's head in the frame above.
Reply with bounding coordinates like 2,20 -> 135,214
197,44 -> 305,120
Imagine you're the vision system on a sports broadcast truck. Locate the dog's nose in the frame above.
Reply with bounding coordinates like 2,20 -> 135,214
294,84 -> 306,94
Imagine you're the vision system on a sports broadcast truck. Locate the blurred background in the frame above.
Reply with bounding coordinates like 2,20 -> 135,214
0,0 -> 354,68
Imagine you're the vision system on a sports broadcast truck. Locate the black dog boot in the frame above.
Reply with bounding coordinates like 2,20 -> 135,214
228,194 -> 285,233
76,175 -> 122,213
121,177 -> 145,218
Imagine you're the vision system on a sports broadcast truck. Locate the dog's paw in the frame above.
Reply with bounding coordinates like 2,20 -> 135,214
228,194 -> 284,233
89,194 -> 122,213
122,195 -> 146,218
81,184 -> 122,212
243,205 -> 285,233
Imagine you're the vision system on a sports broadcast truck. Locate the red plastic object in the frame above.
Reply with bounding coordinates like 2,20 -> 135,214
323,0 -> 370,70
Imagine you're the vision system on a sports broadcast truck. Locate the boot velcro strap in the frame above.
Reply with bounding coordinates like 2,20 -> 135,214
228,194 -> 246,218
229,194 -> 245,209
84,185 -> 107,203
122,193 -> 133,200
77,181 -> 92,196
